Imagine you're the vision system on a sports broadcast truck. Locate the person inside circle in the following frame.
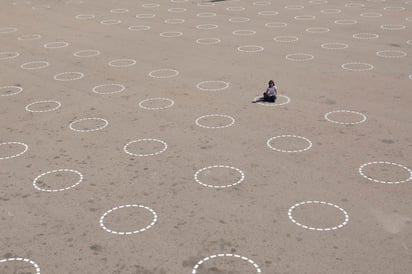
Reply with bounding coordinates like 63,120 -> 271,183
253,80 -> 277,103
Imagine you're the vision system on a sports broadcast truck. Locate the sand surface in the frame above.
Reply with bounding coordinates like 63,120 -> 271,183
1,0 -> 412,273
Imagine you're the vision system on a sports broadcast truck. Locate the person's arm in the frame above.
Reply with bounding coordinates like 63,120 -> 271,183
274,87 -> 278,96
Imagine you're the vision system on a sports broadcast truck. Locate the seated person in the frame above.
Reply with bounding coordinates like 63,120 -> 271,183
253,80 -> 277,103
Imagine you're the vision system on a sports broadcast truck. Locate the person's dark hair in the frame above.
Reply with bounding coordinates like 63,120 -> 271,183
268,80 -> 274,86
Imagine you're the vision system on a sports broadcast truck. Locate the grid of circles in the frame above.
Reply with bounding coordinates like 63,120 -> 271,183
123,139 -> 167,157
0,258 -> 40,274
192,254 -> 262,274
288,201 -> 349,231
194,165 -> 245,188
0,142 -> 29,160
25,100 -> 61,112
267,135 -> 312,153
195,114 -> 235,129
69,118 -> 109,132
324,110 -> 367,124
99,204 -> 158,235
32,169 -> 83,192
359,162 -> 412,184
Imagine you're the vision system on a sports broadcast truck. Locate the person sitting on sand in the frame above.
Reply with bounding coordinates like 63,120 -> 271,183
253,80 -> 277,103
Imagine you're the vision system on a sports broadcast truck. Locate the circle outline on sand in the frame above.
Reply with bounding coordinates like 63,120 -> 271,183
258,11 -> 278,15
0,86 -> 23,96
196,38 -> 221,45
254,0 -> 271,5
233,30 -> 256,36
128,25 -> 150,31
75,14 -> 95,20
123,139 -> 167,157
108,59 -> 136,67
54,72 -> 84,81
92,84 -> 125,94
139,98 -> 174,110
229,17 -> 250,22
196,24 -> 218,30
20,61 -> 50,70
100,204 -> 157,235
359,162 -> 412,184
341,62 -> 374,71
195,114 -> 235,129
353,33 -> 379,39
320,9 -> 341,14
0,27 -> 18,34
324,110 -> 366,124
294,15 -> 316,20
25,100 -> 61,112
74,49 -> 100,57
306,27 -> 330,33
160,32 -> 183,37
267,135 -> 312,153
192,254 -> 261,273
194,165 -> 245,189
321,43 -> 349,50
0,52 -> 19,60
334,19 -> 358,25
384,6 -> 405,11
18,34 -> 42,40
360,12 -> 382,17
136,13 -> 156,19
380,24 -> 406,30
0,258 -> 40,274
376,50 -> 407,58
288,201 -> 349,231
274,36 -> 299,42
254,94 -> 291,106
0,142 -> 28,160
285,53 -> 314,61
69,118 -> 109,132
164,18 -> 185,24
285,5 -> 304,10
110,8 -> 129,13
43,41 -> 69,49
99,19 -> 120,24
33,169 -> 83,192
226,7 -> 245,11
237,45 -> 264,52
265,22 -> 287,28
142,3 -> 160,8
345,3 -> 364,7
148,68 -> 179,78
168,8 -> 187,13
196,81 -> 229,91
197,12 -> 216,18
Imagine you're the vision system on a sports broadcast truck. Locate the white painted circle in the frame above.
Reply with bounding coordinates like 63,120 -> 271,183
108,59 -> 136,67
237,45 -> 264,52
258,11 -> 278,16
384,6 -> 405,11
171,0 -> 188,2
123,139 -> 167,157
32,4 -> 50,10
18,34 -> 42,40
73,49 -> 100,57
321,42 -> 349,50
92,84 -> 125,94
360,12 -> 382,17
0,142 -> 28,160
33,169 -> 83,192
196,81 -> 230,91
43,41 -> 69,49
0,27 -> 18,34
139,98 -> 174,110
196,24 -> 219,30
0,258 -> 40,274
324,110 -> 366,124
194,165 -> 245,189
232,29 -> 256,36
148,68 -> 179,78
310,0 -> 328,3
273,36 -> 299,42
286,53 -> 314,61
380,24 -> 406,30
192,254 -> 261,274
20,61 -> 49,69
353,33 -> 379,39
69,118 -> 108,132
196,38 -> 221,45
267,135 -> 312,153
168,8 -> 186,13
164,18 -> 185,24
110,8 -> 129,13
254,94 -> 291,106
54,72 -> 84,81
306,27 -> 330,33
100,204 -> 157,235
198,2 -> 214,7
254,1 -> 271,5
265,22 -> 287,28
359,162 -> 412,184
334,19 -> 358,25
195,114 -> 235,129
226,7 -> 245,11
288,201 -> 349,231
376,50 -> 407,58
142,3 -> 160,8
136,13 -> 155,18
25,100 -> 61,112
160,31 -> 183,37
0,86 -> 23,96
197,12 -> 216,18
75,14 -> 95,20
100,19 -> 122,25
285,5 -> 304,10
320,9 -> 341,14
128,25 -> 150,31
341,62 -> 374,71
0,51 -> 19,60
294,15 -> 316,20
229,17 -> 250,22
345,3 -> 365,7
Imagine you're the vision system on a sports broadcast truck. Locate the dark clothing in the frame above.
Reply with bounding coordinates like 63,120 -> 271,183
263,92 -> 276,102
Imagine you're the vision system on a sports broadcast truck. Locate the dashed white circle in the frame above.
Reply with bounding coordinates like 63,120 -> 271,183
100,19 -> 122,25
0,142 -> 28,160
254,0 -> 271,5
0,27 -> 18,34
258,11 -> 278,15
254,94 -> 291,106
75,14 -> 95,20
195,114 -> 235,129
197,12 -> 216,18
198,2 -> 215,7
0,51 -> 19,60
139,98 -> 174,110
43,41 -> 69,49
196,38 -> 221,45
229,17 -> 250,22
380,24 -> 406,30
194,165 -> 245,188
168,7 -> 186,13
384,6 -> 405,11
73,49 -> 100,57
0,86 -> 23,96
142,3 -> 160,8
360,12 -> 382,17
164,18 -> 185,24
54,72 -> 84,81
196,24 -> 219,30
25,100 -> 61,112
334,19 -> 358,25
123,139 -> 167,157
265,22 -> 287,28
267,135 -> 312,153
148,68 -> 179,78
273,36 -> 299,42
341,62 -> 374,71
306,27 -> 330,33
294,15 -> 316,20
20,61 -> 49,70
69,118 -> 108,132
320,9 -> 341,14
345,3 -> 365,7
321,42 -> 349,50
110,8 -> 129,13
232,29 -> 256,36
288,201 -> 349,231
136,13 -> 156,19
192,254 -> 261,274
100,204 -> 157,235
285,5 -> 304,10
286,53 -> 314,61
18,34 -> 42,40
128,25 -> 150,31
226,6 -> 245,11
237,45 -> 264,52
353,33 -> 379,39
0,258 -> 40,274
324,110 -> 366,124
92,84 -> 125,94
196,81 -> 230,91
310,0 -> 328,3
33,169 -> 83,192
108,59 -> 136,67
160,31 -> 183,37
359,162 -> 412,184
376,50 -> 407,58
